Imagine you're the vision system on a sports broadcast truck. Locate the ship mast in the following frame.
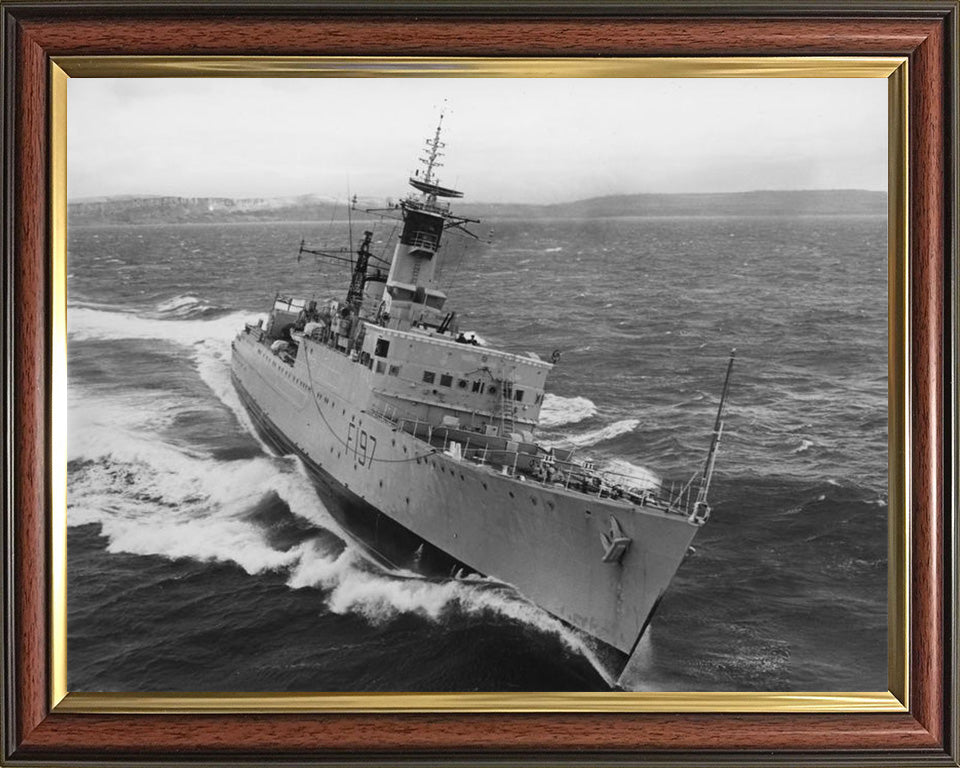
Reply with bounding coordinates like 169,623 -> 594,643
420,114 -> 445,190
346,231 -> 375,312
368,113 -> 479,332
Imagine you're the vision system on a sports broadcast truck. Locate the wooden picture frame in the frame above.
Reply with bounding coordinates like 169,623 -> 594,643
2,1 -> 957,765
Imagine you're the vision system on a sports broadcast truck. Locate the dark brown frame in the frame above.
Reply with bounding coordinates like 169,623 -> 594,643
2,2 -> 957,765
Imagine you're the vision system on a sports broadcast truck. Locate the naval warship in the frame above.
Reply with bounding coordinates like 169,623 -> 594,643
230,118 -> 734,671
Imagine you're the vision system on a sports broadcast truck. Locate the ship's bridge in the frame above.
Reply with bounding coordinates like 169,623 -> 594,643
356,322 -> 552,435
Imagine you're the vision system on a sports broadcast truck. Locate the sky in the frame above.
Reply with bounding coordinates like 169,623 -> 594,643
67,77 -> 887,204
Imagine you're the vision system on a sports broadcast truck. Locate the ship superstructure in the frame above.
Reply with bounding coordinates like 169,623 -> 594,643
230,117 -> 733,671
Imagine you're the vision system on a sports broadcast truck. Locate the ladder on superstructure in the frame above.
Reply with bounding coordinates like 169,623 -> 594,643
498,379 -> 516,437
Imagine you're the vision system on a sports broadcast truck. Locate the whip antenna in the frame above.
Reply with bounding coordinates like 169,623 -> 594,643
693,349 -> 736,519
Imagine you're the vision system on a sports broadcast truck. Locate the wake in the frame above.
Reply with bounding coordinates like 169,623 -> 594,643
68,297 -> 619,685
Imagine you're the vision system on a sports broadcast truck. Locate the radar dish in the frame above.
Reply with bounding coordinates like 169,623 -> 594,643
408,178 -> 464,199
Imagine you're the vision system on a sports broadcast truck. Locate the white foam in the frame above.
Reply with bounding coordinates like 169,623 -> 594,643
69,302 -> 271,451
68,424 -> 334,575
68,390 -> 177,462
67,301 -> 616,682
155,294 -> 203,313
68,305 -> 258,346
193,336 -> 274,454
70,417 -> 614,681
459,331 -> 488,347
539,394 -> 598,428
562,419 -> 639,448
286,542 -> 615,685
601,458 -> 661,492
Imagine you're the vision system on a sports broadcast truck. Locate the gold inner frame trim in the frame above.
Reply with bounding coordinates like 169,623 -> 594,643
48,55 -> 909,714
57,690 -> 904,715
50,61 -> 69,709
54,55 -> 904,78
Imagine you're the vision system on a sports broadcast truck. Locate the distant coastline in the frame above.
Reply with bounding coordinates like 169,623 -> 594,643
68,189 -> 887,226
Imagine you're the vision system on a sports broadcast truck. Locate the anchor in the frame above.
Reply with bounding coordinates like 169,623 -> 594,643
600,516 -> 632,564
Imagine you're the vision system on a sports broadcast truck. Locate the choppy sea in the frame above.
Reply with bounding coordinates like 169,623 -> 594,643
66,213 -> 887,692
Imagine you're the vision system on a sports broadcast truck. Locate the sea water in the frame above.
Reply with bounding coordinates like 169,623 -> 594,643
66,214 -> 887,692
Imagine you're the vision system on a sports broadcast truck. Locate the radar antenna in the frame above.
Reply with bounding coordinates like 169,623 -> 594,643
408,109 -> 465,203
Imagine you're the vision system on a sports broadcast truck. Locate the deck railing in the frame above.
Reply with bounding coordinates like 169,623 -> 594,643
363,401 -> 704,519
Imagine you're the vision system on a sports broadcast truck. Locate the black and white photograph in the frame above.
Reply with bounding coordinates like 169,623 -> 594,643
65,76 -> 888,693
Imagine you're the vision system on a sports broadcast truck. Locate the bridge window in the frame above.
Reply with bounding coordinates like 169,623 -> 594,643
514,389 -> 524,402
440,374 -> 453,387
375,360 -> 386,374
471,381 -> 483,393
387,286 -> 415,302
375,339 -> 390,358
488,386 -> 497,396
423,371 -> 436,384
388,365 -> 401,377
458,379 -> 468,389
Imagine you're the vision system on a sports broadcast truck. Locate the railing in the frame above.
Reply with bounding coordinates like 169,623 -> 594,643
404,231 -> 438,251
363,401 -> 704,519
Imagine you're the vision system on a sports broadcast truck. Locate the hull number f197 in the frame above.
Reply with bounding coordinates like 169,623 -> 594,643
346,421 -> 378,467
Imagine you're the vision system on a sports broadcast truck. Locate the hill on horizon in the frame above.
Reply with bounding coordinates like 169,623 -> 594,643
67,189 -> 887,226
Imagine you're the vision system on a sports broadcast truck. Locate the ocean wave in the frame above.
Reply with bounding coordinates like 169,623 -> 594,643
560,418 -> 639,448
69,302 -> 271,454
68,448 -> 321,575
601,458 -> 661,491
286,543 -> 615,685
153,294 -> 228,319
193,334 -> 275,455
69,445 -> 614,683
155,294 -> 204,314
538,394 -> 598,428
459,330 -> 488,346
68,304 -> 259,346
67,382 -> 614,682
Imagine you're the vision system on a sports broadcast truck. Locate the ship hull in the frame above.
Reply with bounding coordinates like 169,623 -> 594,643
234,370 -> 469,577
231,331 -> 700,655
